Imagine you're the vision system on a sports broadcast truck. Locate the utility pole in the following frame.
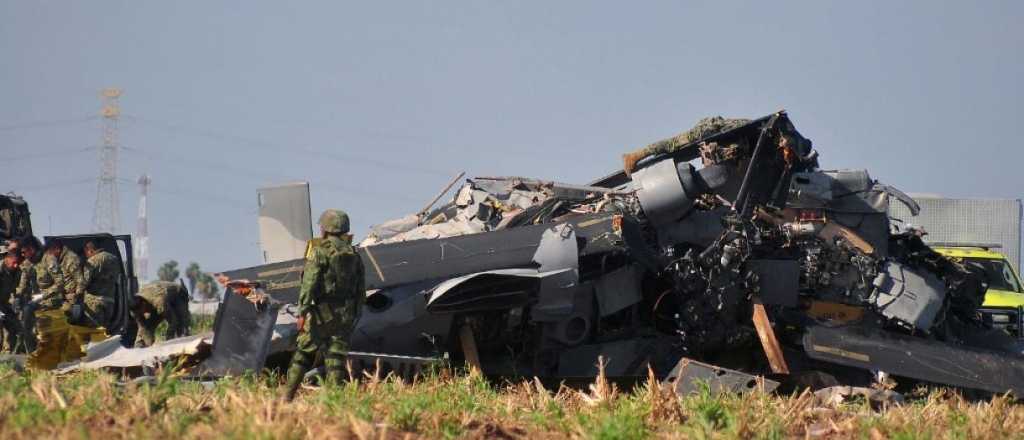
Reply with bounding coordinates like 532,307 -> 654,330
92,87 -> 122,233
136,174 -> 151,282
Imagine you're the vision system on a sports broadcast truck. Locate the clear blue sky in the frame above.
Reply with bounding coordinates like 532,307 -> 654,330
2,1 -> 1022,276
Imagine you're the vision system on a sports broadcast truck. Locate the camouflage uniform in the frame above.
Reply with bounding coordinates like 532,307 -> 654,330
284,209 -> 365,400
82,249 -> 120,325
28,247 -> 105,370
0,262 -> 23,352
133,281 -> 191,347
35,251 -> 69,310
14,257 -> 38,351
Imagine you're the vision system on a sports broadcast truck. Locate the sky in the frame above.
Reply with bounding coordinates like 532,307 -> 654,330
2,1 -> 1022,278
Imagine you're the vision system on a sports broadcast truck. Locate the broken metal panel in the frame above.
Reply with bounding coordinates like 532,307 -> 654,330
662,358 -> 779,396
533,280 -> 593,324
360,215 -> 616,291
593,265 -> 642,317
871,262 -> 947,331
257,182 -> 313,264
656,208 -> 727,248
804,325 -> 1024,395
555,338 -> 680,378
426,269 -> 551,313
747,260 -> 800,307
219,258 -> 305,304
198,291 -> 281,376
350,280 -> 453,357
789,171 -> 834,206
470,176 -> 627,201
57,334 -> 210,373
359,221 -> 557,290
534,223 -> 579,271
533,270 -> 583,317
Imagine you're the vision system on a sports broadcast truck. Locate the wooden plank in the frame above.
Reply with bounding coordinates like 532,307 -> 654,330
459,323 -> 482,375
752,299 -> 790,374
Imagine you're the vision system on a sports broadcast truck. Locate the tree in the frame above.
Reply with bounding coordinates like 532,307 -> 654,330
185,262 -> 202,294
157,260 -> 180,282
196,272 -> 220,300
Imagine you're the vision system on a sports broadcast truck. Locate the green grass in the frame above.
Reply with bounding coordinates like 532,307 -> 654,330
0,363 -> 1022,439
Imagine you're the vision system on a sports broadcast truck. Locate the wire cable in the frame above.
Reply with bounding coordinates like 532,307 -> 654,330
7,146 -> 96,162
120,114 -> 453,177
114,177 -> 253,210
7,178 -> 95,193
0,116 -> 99,132
121,145 -> 423,203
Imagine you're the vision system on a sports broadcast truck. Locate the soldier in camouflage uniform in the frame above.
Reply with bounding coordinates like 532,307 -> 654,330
131,280 -> 191,347
82,241 -> 120,326
0,251 -> 24,352
283,209 -> 365,402
13,237 -> 41,352
28,241 -> 104,369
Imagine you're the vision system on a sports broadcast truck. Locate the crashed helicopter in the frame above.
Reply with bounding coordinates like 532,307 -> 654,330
208,111 -> 1024,396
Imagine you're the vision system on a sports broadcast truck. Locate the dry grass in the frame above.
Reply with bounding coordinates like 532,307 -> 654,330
0,362 -> 1022,439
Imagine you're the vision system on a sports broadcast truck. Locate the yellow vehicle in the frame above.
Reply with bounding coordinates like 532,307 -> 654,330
933,246 -> 1024,306
934,245 -> 1024,337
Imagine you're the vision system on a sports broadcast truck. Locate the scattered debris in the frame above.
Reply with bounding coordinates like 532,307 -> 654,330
814,385 -> 905,407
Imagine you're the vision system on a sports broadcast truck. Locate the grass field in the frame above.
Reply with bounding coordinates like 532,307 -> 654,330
0,362 -> 1022,439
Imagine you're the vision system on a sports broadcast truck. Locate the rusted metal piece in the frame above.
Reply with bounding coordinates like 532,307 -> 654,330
662,357 -> 779,395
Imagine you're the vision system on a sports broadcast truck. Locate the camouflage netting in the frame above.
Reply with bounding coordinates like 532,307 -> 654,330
641,116 -> 750,158
624,116 -> 751,173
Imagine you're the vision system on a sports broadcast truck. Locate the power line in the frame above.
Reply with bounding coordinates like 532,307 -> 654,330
7,178 -> 95,193
114,178 -> 253,210
0,116 -> 98,132
120,114 -> 454,177
7,146 -> 95,163
121,144 -> 423,203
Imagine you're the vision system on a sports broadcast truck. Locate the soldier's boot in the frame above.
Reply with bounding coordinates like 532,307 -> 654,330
622,149 -> 648,177
283,351 -> 314,402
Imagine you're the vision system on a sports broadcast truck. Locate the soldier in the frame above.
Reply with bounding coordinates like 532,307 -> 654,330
82,241 -> 119,326
131,280 -> 191,347
27,241 -> 74,369
0,251 -> 24,352
28,241 -> 103,369
283,209 -> 365,401
13,236 -> 41,352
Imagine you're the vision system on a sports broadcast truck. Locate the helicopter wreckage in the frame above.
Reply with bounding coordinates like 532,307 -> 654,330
79,111 -> 1024,396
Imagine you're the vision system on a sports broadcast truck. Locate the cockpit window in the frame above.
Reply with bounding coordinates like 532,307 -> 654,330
964,258 -> 1023,293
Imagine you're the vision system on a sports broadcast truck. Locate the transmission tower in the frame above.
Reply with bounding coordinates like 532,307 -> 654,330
92,88 -> 122,233
135,174 -> 151,282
